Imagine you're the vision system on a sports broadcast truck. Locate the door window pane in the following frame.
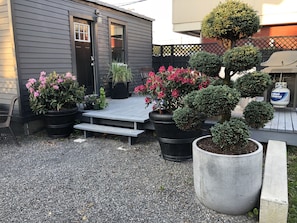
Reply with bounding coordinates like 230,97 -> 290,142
74,22 -> 90,42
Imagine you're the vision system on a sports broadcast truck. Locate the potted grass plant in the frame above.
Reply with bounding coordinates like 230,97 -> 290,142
108,62 -> 133,99
173,0 -> 274,215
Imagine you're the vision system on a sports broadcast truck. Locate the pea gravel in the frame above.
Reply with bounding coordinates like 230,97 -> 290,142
0,132 -> 258,223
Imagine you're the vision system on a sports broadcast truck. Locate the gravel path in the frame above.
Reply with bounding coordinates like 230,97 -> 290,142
0,132 -> 258,223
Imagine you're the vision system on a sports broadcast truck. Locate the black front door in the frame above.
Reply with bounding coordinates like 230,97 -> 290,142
74,18 -> 94,94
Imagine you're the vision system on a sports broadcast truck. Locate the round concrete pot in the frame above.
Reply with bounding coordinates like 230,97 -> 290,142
192,135 -> 263,215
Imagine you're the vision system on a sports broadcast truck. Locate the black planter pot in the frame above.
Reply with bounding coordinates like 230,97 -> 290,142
109,82 -> 129,99
44,107 -> 78,138
149,111 -> 202,162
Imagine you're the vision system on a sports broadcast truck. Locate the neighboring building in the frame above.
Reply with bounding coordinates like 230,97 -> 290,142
0,0 -> 153,134
172,0 -> 297,40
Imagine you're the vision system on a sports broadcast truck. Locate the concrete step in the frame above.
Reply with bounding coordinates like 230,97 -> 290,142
259,140 -> 288,223
73,123 -> 145,145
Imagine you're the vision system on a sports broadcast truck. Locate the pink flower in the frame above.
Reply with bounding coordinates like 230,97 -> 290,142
26,78 -> 36,89
158,66 -> 166,73
34,91 -> 39,98
148,71 -> 155,78
145,97 -> 151,104
171,89 -> 179,98
53,85 -> 59,90
167,66 -> 174,72
65,72 -> 73,79
57,78 -> 64,83
134,85 -> 146,93
157,91 -> 165,99
29,87 -> 34,93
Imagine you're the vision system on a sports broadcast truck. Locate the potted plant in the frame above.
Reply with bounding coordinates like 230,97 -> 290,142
134,66 -> 210,161
173,0 -> 274,214
84,87 -> 108,110
108,62 -> 133,99
26,71 -> 85,138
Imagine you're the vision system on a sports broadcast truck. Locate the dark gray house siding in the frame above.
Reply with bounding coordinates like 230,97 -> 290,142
4,0 -> 153,132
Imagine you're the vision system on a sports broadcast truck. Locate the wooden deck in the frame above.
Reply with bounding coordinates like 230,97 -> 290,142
81,96 -> 297,146
250,108 -> 297,146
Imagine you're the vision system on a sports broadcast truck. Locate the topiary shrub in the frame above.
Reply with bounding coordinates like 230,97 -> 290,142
192,85 -> 240,119
223,45 -> 262,73
210,118 -> 250,154
173,107 -> 206,131
235,71 -> 273,98
243,101 -> 274,129
173,0 -> 274,154
202,0 -> 260,48
189,51 -> 222,77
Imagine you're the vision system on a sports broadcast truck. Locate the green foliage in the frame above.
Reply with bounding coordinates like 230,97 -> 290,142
235,71 -> 273,97
193,85 -> 240,118
223,46 -> 262,73
210,118 -> 250,153
201,0 -> 259,43
288,146 -> 297,223
84,87 -> 108,110
189,51 -> 222,77
108,62 -> 133,86
243,101 -> 274,129
173,107 -> 206,131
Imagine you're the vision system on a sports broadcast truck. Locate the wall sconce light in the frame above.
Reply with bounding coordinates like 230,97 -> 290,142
94,9 -> 102,23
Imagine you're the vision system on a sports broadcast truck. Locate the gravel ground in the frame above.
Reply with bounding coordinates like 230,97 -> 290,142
0,131 -> 258,223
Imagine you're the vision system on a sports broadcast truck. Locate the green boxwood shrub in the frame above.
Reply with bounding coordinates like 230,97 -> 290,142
210,118 -> 250,154
243,101 -> 274,129
189,51 -> 222,77
235,71 -> 272,98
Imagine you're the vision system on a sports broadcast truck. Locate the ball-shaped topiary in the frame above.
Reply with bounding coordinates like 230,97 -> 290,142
210,118 -> 250,154
223,45 -> 262,73
235,71 -> 273,98
192,85 -> 240,119
243,101 -> 274,129
202,0 -> 260,43
173,107 -> 207,131
188,51 -> 222,77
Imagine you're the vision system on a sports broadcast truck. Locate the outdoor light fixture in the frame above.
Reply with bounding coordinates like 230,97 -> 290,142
94,9 -> 102,23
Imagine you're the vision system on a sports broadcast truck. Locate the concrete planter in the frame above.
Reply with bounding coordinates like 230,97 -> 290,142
193,135 -> 263,215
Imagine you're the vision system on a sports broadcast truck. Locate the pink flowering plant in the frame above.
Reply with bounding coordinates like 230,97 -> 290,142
134,66 -> 211,113
26,71 -> 85,114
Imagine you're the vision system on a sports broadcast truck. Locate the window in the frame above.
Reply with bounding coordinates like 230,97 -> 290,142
110,23 -> 125,62
74,22 -> 90,42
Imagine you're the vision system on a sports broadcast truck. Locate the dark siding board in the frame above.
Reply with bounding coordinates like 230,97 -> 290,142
20,53 -> 71,59
18,38 -> 69,49
17,47 -> 70,54
14,17 -> 69,31
15,24 -> 70,36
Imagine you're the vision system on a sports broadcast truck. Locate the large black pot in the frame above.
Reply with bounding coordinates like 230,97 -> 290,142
44,107 -> 78,138
149,111 -> 202,162
109,82 -> 130,99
